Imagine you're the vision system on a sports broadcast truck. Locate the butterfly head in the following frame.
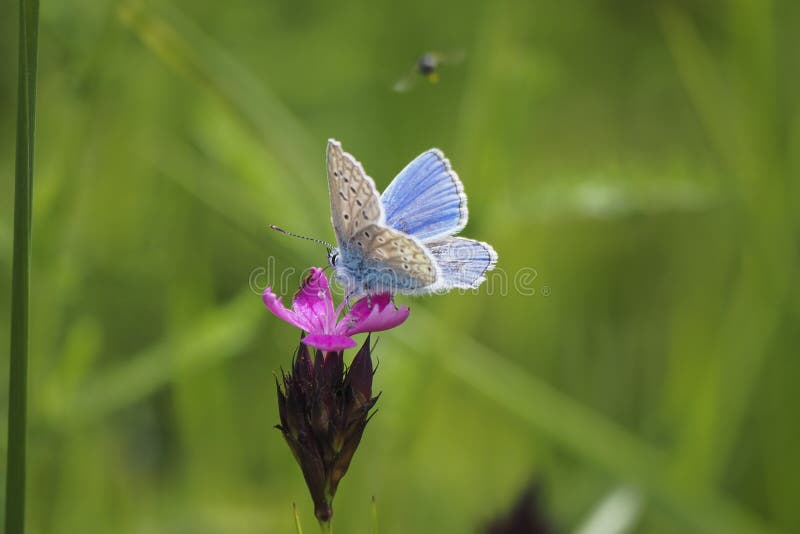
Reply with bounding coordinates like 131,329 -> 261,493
327,247 -> 340,268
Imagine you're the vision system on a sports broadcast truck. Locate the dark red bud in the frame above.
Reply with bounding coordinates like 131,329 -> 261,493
276,336 -> 379,524
346,334 -> 374,403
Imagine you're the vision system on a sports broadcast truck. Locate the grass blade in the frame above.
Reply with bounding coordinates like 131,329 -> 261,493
575,486 -> 643,534
5,0 -> 40,532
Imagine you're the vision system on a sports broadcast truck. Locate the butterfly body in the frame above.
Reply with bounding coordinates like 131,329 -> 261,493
326,139 -> 497,297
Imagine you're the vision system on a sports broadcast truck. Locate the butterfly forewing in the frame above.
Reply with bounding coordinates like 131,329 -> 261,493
326,140 -> 384,245
381,149 -> 467,241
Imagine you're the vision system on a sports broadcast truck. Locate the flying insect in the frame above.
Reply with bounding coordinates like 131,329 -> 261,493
392,51 -> 465,93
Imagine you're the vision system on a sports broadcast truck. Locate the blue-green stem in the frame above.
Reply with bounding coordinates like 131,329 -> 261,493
5,0 -> 39,533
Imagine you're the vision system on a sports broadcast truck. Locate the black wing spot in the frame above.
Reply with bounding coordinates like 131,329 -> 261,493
403,264 -> 410,270
356,199 -> 363,207
343,214 -> 350,220
350,185 -> 357,194
339,191 -> 347,200
377,236 -> 385,243
364,231 -> 371,238
357,241 -> 363,248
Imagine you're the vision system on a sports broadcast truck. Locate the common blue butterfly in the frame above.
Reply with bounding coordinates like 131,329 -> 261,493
325,139 -> 497,296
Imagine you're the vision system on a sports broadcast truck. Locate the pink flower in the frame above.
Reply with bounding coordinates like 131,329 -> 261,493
263,267 -> 410,351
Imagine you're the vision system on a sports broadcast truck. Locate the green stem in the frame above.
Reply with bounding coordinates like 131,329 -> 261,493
292,502 -> 304,534
318,519 -> 332,534
5,0 -> 39,533
370,496 -> 378,534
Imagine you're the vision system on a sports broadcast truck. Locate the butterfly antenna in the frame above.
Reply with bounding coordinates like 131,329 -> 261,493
270,225 -> 334,249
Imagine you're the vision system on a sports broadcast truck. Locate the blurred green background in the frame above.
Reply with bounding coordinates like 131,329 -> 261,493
2,0 -> 799,532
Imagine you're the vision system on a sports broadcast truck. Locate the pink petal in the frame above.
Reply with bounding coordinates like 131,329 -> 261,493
263,287 -> 312,331
346,293 -> 391,323
302,333 -> 358,352
339,293 -> 410,335
291,268 -> 337,335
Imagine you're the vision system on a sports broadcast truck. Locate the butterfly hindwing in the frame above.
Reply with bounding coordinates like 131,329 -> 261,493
381,149 -> 468,241
339,224 -> 437,293
425,237 -> 497,290
360,224 -> 437,285
327,139 -> 384,244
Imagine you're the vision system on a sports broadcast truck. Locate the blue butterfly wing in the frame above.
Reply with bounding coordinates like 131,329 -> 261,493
380,149 -> 468,242
425,237 -> 497,289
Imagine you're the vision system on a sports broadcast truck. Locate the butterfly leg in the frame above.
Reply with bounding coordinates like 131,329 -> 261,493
343,290 -> 357,313
342,290 -> 361,330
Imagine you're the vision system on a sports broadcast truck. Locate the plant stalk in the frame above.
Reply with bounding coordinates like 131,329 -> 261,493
5,0 -> 40,533
292,502 -> 304,534
371,496 -> 378,534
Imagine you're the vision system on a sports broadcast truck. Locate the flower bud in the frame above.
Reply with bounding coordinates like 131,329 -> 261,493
276,335 -> 378,523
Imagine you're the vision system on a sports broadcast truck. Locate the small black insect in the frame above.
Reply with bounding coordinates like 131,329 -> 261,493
393,50 -> 465,92
417,53 -> 439,77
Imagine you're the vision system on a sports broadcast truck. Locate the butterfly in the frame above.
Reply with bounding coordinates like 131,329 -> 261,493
325,139 -> 497,297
